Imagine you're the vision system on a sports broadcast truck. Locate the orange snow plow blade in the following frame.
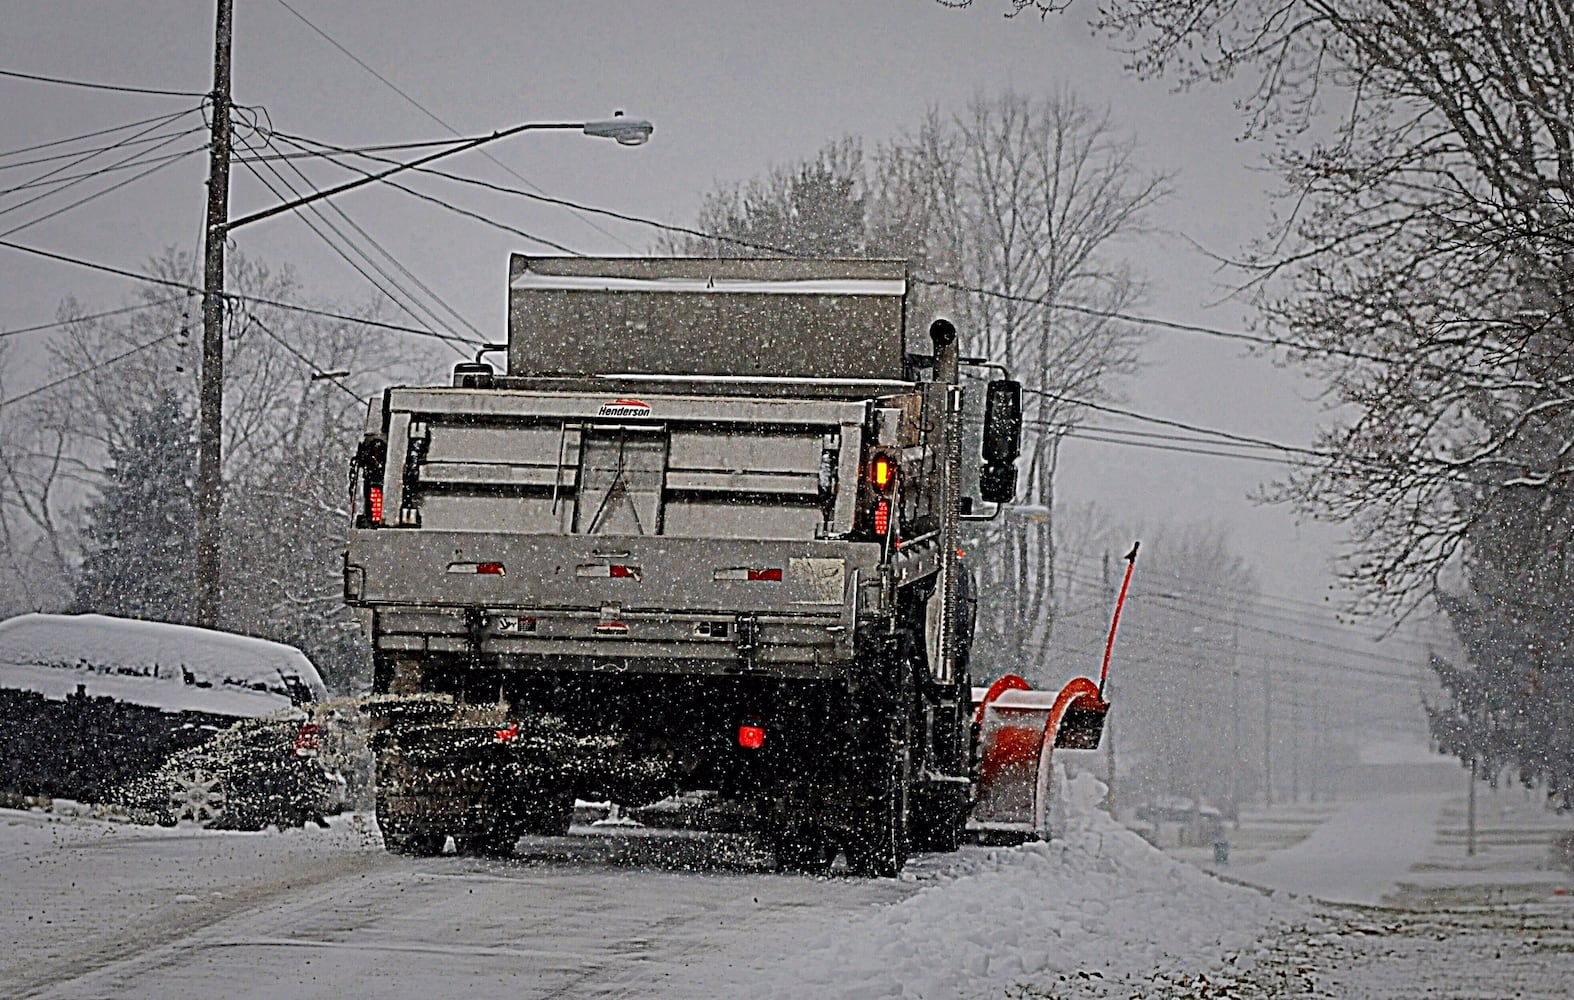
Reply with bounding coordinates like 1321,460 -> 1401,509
969,674 -> 1107,843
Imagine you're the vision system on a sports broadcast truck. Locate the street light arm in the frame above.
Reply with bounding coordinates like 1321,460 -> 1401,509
223,120 -> 584,232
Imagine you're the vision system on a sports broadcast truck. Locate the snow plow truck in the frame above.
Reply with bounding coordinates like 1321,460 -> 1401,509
344,255 -> 1106,875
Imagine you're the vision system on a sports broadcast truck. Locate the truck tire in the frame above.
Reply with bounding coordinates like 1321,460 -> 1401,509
845,738 -> 909,877
382,825 -> 447,857
770,821 -> 835,874
514,789 -> 574,837
907,785 -> 967,853
452,829 -> 517,858
374,744 -> 469,857
843,652 -> 913,878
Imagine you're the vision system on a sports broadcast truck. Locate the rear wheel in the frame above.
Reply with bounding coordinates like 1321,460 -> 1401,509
845,738 -> 909,877
380,822 -> 446,857
452,828 -> 517,858
907,784 -> 967,853
771,821 -> 835,874
843,649 -> 913,878
515,789 -> 574,837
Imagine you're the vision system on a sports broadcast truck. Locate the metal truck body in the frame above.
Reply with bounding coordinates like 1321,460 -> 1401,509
344,255 -> 1021,874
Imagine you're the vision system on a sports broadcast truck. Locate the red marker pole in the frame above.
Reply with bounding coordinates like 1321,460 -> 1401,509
1099,541 -> 1140,699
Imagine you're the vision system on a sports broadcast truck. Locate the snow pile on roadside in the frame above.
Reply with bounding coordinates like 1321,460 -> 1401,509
767,772 -> 1312,999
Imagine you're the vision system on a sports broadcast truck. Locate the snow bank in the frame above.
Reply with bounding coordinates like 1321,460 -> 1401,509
0,613 -> 327,718
764,772 -> 1310,999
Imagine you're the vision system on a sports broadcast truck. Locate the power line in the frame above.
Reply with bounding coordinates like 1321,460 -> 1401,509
1061,566 -> 1429,674
914,276 -> 1542,392
0,109 -> 204,161
0,141 -> 205,240
0,129 -> 208,176
1057,559 -> 1437,657
242,310 -> 367,405
0,237 -> 472,348
0,295 -> 186,339
0,66 -> 206,98
243,134 -> 1565,398
254,129 -> 487,348
1058,427 -> 1307,469
230,136 -> 481,161
233,132 -> 467,355
0,146 -> 203,198
270,0 -> 625,252
266,132 -> 713,246
1076,422 -> 1290,454
1027,388 -> 1331,460
268,133 -> 579,254
0,333 -> 176,409
0,112 -> 202,220
251,131 -> 504,342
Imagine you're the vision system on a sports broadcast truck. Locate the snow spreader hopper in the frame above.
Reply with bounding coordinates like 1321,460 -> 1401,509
346,255 -> 1040,875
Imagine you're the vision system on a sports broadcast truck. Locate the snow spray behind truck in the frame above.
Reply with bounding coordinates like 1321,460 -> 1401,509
343,255 -> 1026,875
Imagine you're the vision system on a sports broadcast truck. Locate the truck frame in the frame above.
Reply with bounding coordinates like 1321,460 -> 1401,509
344,256 -> 1021,875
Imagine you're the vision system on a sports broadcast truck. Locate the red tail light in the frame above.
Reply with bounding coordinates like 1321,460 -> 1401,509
293,723 -> 320,758
368,486 -> 384,524
738,719 -> 765,750
873,498 -> 891,537
872,454 -> 895,491
476,562 -> 505,576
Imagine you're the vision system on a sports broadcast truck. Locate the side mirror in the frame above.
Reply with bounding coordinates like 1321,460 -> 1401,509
980,379 -> 1021,504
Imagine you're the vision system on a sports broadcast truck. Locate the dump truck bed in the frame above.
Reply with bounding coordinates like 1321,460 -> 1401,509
346,378 -> 916,679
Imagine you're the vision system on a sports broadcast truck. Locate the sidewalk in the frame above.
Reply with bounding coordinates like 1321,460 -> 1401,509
1227,793 -> 1450,905
1180,788 -> 1574,907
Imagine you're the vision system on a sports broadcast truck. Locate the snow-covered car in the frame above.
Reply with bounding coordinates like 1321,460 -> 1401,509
0,613 -> 335,821
121,711 -> 339,830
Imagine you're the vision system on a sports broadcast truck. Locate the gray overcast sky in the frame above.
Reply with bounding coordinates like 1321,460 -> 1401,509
0,0 -> 1353,613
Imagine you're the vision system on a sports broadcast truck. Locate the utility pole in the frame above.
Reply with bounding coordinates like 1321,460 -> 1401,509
1230,619 -> 1241,821
196,0 -> 233,628
1467,755 -> 1478,856
1263,658 -> 1273,807
1289,692 -> 1300,803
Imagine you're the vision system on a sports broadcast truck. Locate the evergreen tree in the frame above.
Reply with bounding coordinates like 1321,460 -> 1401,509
1428,393 -> 1574,805
74,389 -> 197,624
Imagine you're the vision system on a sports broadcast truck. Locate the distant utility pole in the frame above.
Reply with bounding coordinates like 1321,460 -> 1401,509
1290,693 -> 1300,803
1230,620 -> 1241,819
1467,756 -> 1478,856
196,0 -> 233,628
1263,658 -> 1274,807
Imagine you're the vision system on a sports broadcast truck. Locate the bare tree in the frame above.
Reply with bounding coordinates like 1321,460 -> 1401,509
0,250 -> 437,689
1072,2 -> 1574,616
660,94 -> 1164,679
874,92 -> 1167,675
0,347 -> 77,613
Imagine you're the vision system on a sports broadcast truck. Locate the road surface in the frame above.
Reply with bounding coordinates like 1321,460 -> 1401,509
4,783 -> 1573,999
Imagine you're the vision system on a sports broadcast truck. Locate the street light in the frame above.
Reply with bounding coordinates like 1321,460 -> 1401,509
583,112 -> 655,146
223,111 -> 654,232
195,109 -> 653,627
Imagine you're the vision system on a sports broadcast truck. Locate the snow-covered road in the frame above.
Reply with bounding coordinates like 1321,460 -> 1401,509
1,812 -> 911,999
5,778 -> 1573,999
